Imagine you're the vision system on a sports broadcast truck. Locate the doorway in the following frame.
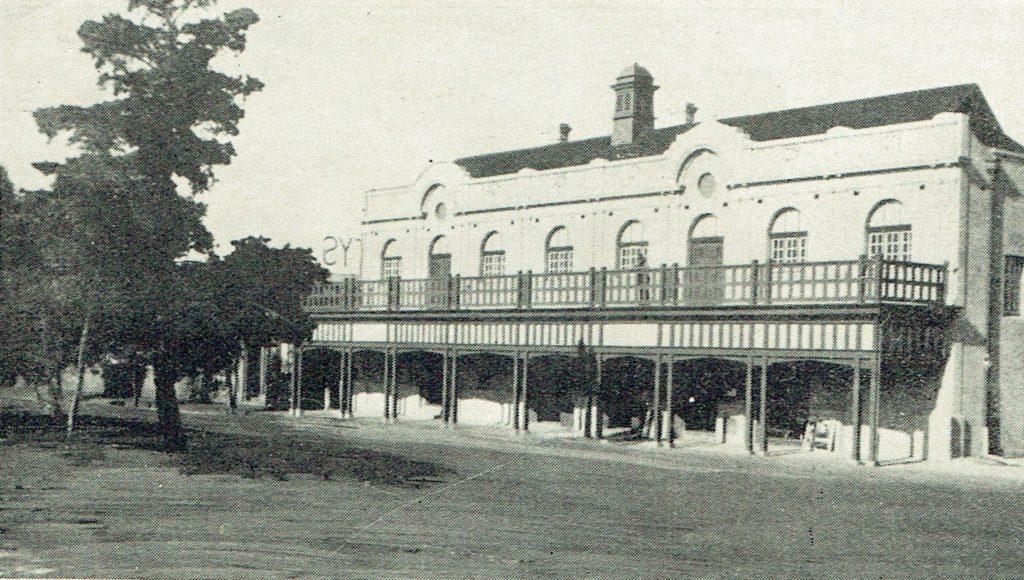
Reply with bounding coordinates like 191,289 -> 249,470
684,236 -> 724,305
427,236 -> 452,308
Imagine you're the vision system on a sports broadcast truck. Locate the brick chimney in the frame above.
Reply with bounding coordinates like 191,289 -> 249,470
559,123 -> 572,142
686,103 -> 698,124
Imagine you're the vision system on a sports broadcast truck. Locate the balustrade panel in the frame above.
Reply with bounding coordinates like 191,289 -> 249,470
357,280 -> 391,310
605,268 -> 664,306
301,259 -> 948,313
531,271 -> 592,308
459,275 -> 519,309
764,261 -> 862,303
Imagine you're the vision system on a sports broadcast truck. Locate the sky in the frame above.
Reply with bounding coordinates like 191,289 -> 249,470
3,0 -> 1024,272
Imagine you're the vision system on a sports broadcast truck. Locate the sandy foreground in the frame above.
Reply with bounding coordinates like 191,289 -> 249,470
3,400 -> 1024,578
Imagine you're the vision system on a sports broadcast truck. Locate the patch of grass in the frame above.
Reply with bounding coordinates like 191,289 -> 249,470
1,410 -> 166,451
0,409 -> 451,487
179,431 -> 449,486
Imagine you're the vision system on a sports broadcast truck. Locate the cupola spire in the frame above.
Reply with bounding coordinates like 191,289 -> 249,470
611,64 -> 658,147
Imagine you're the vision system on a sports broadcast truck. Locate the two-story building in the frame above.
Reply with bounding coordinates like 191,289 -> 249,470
293,65 -> 1024,464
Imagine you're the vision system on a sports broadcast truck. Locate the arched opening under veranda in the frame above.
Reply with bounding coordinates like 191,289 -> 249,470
395,350 -> 444,421
668,358 -> 747,444
524,354 -> 582,432
599,355 -> 655,439
350,349 -> 386,417
761,360 -> 860,456
453,352 -> 516,426
299,348 -> 341,411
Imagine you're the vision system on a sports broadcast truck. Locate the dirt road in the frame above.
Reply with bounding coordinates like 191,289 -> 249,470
4,403 -> 1024,578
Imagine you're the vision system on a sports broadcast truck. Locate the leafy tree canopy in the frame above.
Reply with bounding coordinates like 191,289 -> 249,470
137,237 -> 328,383
27,0 -> 265,448
218,236 -> 329,347
35,1 -> 263,193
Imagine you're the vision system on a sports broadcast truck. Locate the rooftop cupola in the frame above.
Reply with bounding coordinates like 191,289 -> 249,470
611,64 -> 658,147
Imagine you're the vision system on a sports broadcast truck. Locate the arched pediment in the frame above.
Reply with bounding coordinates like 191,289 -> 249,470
546,226 -> 571,249
617,220 -> 645,245
411,162 -> 472,216
429,235 -> 450,256
481,231 -> 504,253
664,120 -> 753,192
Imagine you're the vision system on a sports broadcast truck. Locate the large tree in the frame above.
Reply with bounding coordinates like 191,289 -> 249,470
0,167 -> 19,386
0,167 -> 39,393
216,237 -> 328,410
0,168 -> 86,416
33,0 -> 262,450
153,238 -> 327,413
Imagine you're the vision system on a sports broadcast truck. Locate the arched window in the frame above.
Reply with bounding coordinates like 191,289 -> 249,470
866,200 -> 911,261
768,208 -> 807,263
545,226 -> 573,273
380,239 -> 401,279
480,231 -> 506,276
616,221 -> 648,269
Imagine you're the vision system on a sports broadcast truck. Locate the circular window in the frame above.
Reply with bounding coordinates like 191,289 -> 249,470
698,173 -> 716,197
434,202 -> 448,220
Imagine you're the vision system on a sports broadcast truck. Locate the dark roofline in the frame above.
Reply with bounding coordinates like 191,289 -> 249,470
455,134 -> 612,167
720,83 -> 980,128
454,123 -> 696,179
719,83 -> 1023,152
453,83 -> 1023,179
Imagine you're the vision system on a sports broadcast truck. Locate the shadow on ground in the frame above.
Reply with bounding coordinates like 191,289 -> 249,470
0,408 -> 450,487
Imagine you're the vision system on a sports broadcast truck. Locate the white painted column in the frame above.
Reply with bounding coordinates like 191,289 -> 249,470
237,344 -> 249,405
520,354 -> 529,432
257,346 -> 269,406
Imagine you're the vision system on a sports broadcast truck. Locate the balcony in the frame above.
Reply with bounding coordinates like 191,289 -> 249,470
304,257 -> 947,314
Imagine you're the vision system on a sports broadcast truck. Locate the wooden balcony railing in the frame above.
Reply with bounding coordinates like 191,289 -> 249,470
303,255 -> 948,314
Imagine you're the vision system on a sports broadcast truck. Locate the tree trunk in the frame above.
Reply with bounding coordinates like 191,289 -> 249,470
225,357 -> 237,414
153,359 -> 187,452
66,317 -> 91,434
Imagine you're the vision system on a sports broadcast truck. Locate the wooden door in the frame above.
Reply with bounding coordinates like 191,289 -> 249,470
684,237 -> 724,305
427,254 -> 452,308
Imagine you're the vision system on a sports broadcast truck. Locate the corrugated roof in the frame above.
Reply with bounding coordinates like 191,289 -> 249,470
454,84 -> 1022,179
720,83 -> 1022,151
454,123 -> 696,179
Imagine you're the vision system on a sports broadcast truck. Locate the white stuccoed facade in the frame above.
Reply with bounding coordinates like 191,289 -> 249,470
359,114 -> 968,287
302,66 -> 1024,462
